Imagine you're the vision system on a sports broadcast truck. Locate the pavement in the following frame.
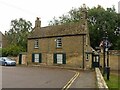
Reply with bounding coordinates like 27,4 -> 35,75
69,70 -> 97,89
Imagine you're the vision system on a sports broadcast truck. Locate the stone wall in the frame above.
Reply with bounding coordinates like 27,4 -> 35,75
27,35 -> 91,68
2,35 -> 8,48
100,52 -> 120,70
109,50 -> 120,55
95,68 -> 108,89
28,36 -> 85,53
0,32 -> 8,48
10,54 -> 27,65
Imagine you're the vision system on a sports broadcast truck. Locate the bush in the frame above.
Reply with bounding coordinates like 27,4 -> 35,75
2,44 -> 24,57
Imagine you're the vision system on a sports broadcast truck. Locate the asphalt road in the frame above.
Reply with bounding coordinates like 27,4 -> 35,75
69,70 -> 96,89
2,66 -> 76,88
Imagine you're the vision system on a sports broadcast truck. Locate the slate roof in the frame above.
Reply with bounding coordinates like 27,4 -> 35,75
28,21 -> 87,39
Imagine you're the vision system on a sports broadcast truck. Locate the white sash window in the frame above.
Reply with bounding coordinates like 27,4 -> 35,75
56,37 -> 62,48
34,39 -> 39,48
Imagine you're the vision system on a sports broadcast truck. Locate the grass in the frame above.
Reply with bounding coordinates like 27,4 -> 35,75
104,73 -> 120,90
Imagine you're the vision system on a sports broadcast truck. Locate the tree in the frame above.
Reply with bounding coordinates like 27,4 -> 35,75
87,5 -> 119,49
49,5 -> 120,50
49,7 -> 81,25
5,18 -> 33,51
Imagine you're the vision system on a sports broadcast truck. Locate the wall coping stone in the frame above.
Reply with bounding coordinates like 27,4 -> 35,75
95,68 -> 109,89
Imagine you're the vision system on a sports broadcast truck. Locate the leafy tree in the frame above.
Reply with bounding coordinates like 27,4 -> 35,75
87,5 -> 119,49
49,7 -> 81,25
2,18 -> 33,57
5,18 -> 33,51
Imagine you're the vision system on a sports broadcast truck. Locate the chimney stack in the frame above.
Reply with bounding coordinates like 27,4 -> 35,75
35,17 -> 41,28
81,4 -> 87,19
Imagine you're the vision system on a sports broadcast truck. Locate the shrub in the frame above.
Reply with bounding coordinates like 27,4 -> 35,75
2,44 -> 24,57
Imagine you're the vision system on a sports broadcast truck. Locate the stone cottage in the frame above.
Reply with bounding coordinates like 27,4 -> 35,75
0,31 -> 7,49
27,5 -> 92,68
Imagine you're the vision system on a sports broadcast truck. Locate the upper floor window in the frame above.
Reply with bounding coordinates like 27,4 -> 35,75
56,37 -> 62,48
34,39 -> 39,48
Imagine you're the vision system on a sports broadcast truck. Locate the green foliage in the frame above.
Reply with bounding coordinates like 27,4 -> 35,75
2,44 -> 24,57
49,7 -> 81,25
2,18 -> 32,57
49,5 -> 120,50
5,18 -> 32,52
88,5 -> 119,49
0,48 -> 1,52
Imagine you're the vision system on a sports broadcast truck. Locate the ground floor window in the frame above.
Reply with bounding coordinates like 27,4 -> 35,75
57,54 -> 63,64
54,53 -> 66,64
34,54 -> 39,62
32,53 -> 41,63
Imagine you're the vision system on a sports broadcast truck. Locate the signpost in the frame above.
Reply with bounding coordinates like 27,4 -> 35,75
100,36 -> 111,80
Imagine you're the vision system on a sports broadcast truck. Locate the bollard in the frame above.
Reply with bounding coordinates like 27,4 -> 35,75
106,67 -> 110,80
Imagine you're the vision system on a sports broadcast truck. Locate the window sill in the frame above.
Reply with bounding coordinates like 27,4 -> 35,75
34,47 -> 39,49
56,47 -> 62,49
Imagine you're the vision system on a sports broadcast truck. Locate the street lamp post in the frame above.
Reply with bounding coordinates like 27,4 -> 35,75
99,21 -> 111,80
102,37 -> 106,76
105,37 -> 111,80
102,33 -> 111,80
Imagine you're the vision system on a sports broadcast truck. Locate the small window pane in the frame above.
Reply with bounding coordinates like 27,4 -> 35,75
34,40 -> 39,48
57,54 -> 63,64
56,38 -> 62,48
34,54 -> 39,62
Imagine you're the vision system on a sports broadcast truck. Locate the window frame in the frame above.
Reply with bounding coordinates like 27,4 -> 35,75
56,53 -> 63,64
34,54 -> 39,63
32,53 -> 42,63
56,37 -> 62,48
34,39 -> 39,48
54,53 -> 66,64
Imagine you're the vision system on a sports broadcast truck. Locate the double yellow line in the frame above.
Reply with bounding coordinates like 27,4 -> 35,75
62,71 -> 80,90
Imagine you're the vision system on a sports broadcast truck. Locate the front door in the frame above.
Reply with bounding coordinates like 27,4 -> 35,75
19,54 -> 22,64
92,54 -> 100,68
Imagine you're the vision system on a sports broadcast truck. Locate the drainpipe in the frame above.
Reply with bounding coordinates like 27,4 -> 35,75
82,35 -> 85,69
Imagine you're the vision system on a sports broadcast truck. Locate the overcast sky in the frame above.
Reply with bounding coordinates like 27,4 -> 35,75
0,0 -> 119,33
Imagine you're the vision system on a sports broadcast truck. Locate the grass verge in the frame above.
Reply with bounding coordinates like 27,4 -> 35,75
104,73 -> 120,90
